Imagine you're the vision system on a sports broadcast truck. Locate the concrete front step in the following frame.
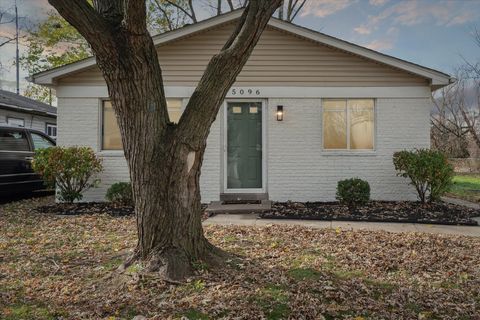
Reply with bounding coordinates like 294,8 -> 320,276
206,200 -> 272,214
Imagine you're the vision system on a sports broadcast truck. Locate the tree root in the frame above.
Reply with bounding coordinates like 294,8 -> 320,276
118,240 -> 231,282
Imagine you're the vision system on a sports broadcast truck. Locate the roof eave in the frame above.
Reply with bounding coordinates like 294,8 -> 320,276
0,103 -> 57,117
30,10 -> 451,89
267,18 -> 452,87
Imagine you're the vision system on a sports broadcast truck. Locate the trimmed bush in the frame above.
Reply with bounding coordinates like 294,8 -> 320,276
106,182 -> 133,206
393,149 -> 453,203
336,178 -> 370,210
32,146 -> 103,203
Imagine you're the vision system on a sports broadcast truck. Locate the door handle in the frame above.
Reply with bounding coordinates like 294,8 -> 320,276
25,156 -> 34,161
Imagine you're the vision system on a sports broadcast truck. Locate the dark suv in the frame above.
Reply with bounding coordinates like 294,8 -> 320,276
0,126 -> 55,196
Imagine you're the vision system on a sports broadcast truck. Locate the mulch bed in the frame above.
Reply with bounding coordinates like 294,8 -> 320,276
34,202 -> 209,218
260,201 -> 480,226
35,202 -> 134,216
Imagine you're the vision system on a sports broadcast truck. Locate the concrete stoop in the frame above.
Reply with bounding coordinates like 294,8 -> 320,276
206,200 -> 272,214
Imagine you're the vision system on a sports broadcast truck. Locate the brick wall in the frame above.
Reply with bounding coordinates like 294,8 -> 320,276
267,98 -> 431,201
57,96 -> 431,202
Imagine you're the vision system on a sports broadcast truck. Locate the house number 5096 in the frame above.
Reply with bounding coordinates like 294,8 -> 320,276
231,88 -> 261,95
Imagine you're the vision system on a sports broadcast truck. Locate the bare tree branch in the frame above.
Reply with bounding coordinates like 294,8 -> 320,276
178,0 -> 283,144
151,0 -> 174,31
226,0 -> 235,11
165,0 -> 197,23
47,0 -> 115,57
0,37 -> 15,48
289,0 -> 306,21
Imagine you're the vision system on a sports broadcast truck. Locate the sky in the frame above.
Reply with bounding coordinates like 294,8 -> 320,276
0,0 -> 479,93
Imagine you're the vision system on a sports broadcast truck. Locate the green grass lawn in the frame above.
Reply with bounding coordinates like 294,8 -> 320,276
448,174 -> 480,203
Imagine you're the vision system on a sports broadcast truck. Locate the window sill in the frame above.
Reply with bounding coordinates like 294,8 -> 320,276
321,150 -> 377,157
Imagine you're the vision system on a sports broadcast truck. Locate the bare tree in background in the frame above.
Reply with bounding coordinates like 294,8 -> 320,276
431,69 -> 471,158
431,28 -> 480,157
0,8 -> 16,48
152,0 -> 305,30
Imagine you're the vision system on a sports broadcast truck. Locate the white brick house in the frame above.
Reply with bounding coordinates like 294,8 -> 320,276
30,11 -> 451,203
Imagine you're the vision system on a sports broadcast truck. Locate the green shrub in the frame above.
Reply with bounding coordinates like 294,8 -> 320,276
32,146 -> 103,203
106,182 -> 133,205
336,178 -> 370,210
393,149 -> 453,203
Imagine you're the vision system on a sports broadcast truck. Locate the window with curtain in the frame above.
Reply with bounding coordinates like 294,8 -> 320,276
102,99 -> 183,150
323,99 -> 374,150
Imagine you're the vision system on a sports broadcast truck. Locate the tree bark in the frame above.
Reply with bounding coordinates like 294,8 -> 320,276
48,0 -> 282,280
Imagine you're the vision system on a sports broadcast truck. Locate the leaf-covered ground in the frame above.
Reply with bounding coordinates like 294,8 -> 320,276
1,197 -> 479,320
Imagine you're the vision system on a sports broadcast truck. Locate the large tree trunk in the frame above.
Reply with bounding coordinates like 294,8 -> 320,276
48,0 -> 282,280
96,32 -> 220,279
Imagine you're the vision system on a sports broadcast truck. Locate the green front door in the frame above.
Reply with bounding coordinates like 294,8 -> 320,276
227,102 -> 263,189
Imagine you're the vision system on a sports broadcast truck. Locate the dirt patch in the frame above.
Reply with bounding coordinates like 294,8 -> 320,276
260,201 -> 479,226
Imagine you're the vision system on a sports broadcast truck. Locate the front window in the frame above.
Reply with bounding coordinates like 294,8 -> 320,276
102,99 -> 183,150
323,99 -> 374,150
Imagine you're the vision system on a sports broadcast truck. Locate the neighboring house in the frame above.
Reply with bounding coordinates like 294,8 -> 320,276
29,11 -> 452,203
0,89 -> 57,139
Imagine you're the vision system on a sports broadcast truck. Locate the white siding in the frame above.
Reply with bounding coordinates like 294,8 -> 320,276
0,108 -> 55,133
57,95 -> 431,202
57,24 -> 428,88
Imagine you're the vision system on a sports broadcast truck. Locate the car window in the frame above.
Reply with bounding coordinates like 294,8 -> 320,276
31,133 -> 54,150
0,129 -> 30,151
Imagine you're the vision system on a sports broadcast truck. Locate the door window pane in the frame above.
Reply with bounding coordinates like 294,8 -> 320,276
31,133 -> 54,150
323,100 -> 347,149
0,130 -> 30,151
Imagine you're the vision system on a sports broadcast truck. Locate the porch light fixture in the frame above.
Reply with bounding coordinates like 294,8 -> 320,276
276,105 -> 284,121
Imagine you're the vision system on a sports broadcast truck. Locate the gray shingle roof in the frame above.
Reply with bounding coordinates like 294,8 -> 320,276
0,89 -> 56,117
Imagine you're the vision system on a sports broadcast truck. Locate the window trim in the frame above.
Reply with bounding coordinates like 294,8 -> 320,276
7,116 -> 25,127
321,98 -> 376,152
45,123 -> 57,138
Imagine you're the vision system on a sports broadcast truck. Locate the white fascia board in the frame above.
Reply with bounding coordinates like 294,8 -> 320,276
56,85 -> 431,99
30,57 -> 96,85
268,19 -> 451,86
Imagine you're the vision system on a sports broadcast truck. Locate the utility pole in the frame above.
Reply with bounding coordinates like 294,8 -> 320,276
15,0 -> 19,95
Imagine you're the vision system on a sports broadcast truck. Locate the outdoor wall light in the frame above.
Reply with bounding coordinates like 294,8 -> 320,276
276,105 -> 284,121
